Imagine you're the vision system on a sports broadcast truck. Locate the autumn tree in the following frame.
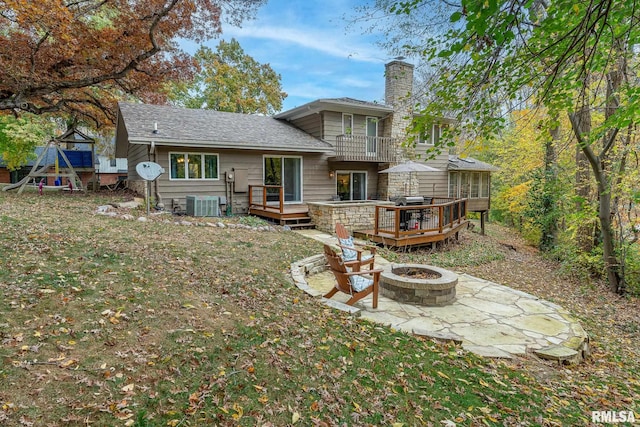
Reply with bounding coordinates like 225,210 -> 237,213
0,0 -> 264,127
371,0 -> 639,294
167,39 -> 286,115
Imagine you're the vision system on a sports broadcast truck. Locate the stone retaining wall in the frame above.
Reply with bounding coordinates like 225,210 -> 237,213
307,200 -> 394,233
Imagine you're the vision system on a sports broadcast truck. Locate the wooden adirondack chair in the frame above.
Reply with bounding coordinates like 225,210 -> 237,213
335,222 -> 376,271
323,244 -> 382,308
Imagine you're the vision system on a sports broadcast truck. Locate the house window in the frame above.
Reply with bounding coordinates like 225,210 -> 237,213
450,171 -> 489,199
336,171 -> 367,201
449,172 -> 459,198
342,113 -> 353,135
419,124 -> 446,145
110,158 -> 117,168
471,173 -> 480,198
264,156 -> 302,203
170,152 -> 219,180
482,173 -> 490,197
460,172 -> 469,198
366,117 -> 378,155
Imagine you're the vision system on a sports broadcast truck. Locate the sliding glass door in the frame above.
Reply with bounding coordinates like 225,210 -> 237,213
264,156 -> 302,203
336,171 -> 367,201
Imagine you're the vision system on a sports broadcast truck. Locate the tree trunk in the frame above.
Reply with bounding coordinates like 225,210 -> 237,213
569,102 -> 625,294
540,121 -> 559,251
573,104 -> 594,252
597,66 -> 625,294
594,165 -> 623,293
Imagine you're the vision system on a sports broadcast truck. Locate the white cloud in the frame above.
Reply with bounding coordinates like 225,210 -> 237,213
222,23 -> 383,63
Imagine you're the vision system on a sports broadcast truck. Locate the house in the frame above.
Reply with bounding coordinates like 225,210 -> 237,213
96,155 -> 128,188
114,103 -> 335,219
115,60 -> 496,237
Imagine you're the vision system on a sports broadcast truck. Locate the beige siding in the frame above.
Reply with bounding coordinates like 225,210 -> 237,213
329,162 -> 380,199
467,198 -> 490,211
416,152 -> 450,198
323,112 -> 388,143
150,147 -> 335,214
127,144 -> 150,181
323,111 -> 343,142
289,115 -> 322,139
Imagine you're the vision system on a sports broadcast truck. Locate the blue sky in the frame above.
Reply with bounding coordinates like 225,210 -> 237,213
183,0 -> 399,112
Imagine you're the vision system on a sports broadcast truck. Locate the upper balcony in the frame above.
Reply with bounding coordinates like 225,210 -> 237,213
333,135 -> 398,163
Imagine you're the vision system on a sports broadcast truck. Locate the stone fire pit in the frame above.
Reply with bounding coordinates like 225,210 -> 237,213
380,264 -> 458,306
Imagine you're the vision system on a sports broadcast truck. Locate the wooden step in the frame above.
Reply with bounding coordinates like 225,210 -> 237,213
285,222 -> 316,229
279,215 -> 315,229
280,216 -> 312,223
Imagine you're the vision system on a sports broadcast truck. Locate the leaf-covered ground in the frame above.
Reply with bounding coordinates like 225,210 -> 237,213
380,225 -> 640,424
0,193 -> 638,426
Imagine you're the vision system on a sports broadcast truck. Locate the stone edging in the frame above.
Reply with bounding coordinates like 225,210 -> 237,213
291,255 -> 591,364
95,206 -> 281,232
290,255 -> 361,315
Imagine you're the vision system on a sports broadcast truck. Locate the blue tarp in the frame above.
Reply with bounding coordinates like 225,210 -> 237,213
0,146 -> 94,168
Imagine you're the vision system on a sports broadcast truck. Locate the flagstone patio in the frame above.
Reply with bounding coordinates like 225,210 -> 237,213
291,230 -> 590,364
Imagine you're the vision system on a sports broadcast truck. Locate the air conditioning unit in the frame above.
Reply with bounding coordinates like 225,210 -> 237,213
186,195 -> 220,217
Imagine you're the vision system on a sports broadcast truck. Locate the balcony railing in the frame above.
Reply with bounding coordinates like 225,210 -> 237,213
374,198 -> 468,238
249,185 -> 284,213
334,135 -> 397,163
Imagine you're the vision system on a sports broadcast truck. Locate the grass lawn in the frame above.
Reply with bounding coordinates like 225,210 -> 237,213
0,193 -> 638,426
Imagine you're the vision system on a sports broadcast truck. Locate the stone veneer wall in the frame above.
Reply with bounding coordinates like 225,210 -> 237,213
379,60 -> 417,199
307,201 -> 395,234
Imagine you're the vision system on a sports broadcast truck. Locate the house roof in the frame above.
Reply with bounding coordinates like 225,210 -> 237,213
274,97 -> 394,121
57,127 -> 95,144
448,155 -> 500,172
115,102 -> 334,157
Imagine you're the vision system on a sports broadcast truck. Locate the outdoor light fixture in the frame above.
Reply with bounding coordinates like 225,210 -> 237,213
329,170 -> 335,179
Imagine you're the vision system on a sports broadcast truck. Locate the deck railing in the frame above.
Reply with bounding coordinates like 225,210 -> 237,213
248,185 -> 284,213
335,135 -> 397,162
374,198 -> 468,238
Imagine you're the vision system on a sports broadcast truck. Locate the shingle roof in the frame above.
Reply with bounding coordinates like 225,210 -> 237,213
273,98 -> 393,120
116,102 -> 334,153
448,155 -> 500,171
322,97 -> 391,109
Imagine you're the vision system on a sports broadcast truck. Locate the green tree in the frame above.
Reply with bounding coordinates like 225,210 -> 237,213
0,115 -> 56,170
167,39 -> 286,115
381,0 -> 639,294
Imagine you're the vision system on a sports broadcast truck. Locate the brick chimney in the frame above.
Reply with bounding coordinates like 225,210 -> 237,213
379,60 -> 415,199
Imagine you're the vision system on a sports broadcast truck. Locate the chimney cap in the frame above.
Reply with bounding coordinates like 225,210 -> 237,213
385,58 -> 414,68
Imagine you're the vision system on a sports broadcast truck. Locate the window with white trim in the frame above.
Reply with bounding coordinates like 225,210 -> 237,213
342,113 -> 353,135
169,152 -> 219,180
365,117 -> 378,155
336,171 -> 367,201
264,155 -> 302,203
418,123 -> 446,145
449,171 -> 490,198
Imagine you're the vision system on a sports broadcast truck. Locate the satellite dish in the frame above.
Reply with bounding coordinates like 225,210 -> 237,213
136,162 -> 165,181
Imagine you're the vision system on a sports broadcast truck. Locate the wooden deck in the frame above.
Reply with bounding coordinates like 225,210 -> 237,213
248,185 -> 314,228
353,198 -> 469,249
353,220 -> 469,249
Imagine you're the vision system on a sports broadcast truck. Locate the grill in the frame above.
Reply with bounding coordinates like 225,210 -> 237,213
396,196 -> 424,206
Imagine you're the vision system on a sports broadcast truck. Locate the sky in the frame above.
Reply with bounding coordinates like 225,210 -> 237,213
182,0 -> 401,113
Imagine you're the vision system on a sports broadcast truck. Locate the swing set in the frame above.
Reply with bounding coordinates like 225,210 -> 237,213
3,128 -> 95,194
